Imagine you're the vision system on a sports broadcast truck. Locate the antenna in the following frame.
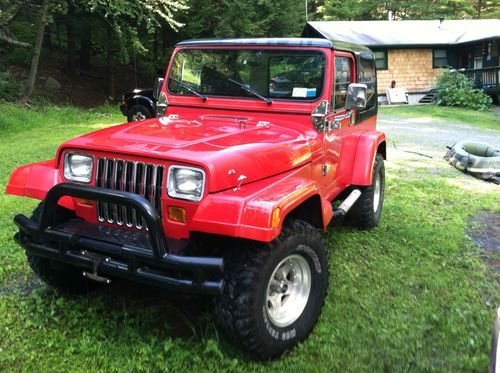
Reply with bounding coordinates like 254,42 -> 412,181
305,0 -> 308,22
133,39 -> 138,90
133,36 -> 139,113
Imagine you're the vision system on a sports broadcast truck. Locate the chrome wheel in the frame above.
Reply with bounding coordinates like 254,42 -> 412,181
132,111 -> 146,121
266,252 -> 311,328
373,171 -> 381,212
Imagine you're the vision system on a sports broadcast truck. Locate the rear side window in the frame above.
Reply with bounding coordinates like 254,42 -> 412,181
358,53 -> 377,112
333,56 -> 352,111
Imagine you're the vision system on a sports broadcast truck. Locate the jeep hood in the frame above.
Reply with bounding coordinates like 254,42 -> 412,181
59,116 -> 315,192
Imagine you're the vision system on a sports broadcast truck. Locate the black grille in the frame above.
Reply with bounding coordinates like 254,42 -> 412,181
95,158 -> 164,230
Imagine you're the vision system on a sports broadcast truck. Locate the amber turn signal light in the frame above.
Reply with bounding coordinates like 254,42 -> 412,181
271,207 -> 281,229
168,206 -> 187,223
77,198 -> 94,206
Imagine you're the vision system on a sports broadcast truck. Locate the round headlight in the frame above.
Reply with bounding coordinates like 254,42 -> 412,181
64,153 -> 93,183
167,166 -> 205,201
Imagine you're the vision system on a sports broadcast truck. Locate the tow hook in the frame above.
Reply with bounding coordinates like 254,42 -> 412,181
81,250 -> 112,284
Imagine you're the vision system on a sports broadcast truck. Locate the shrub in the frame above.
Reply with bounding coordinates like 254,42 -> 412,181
436,70 -> 492,111
4,48 -> 33,68
0,71 -> 21,102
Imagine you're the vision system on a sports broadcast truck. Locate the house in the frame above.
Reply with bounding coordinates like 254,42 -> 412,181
302,19 -> 500,103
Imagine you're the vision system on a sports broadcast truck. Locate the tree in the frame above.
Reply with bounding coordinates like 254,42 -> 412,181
20,0 -> 188,99
316,0 -> 382,20
179,0 -> 303,39
316,0 -> 478,20
255,0 -> 305,37
82,0 -> 188,95
23,0 -> 50,100
473,0 -> 500,17
0,0 -> 31,48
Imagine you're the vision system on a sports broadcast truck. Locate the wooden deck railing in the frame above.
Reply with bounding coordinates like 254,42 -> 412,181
460,66 -> 500,94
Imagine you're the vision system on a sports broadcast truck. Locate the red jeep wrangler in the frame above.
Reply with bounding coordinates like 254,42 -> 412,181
6,38 -> 386,359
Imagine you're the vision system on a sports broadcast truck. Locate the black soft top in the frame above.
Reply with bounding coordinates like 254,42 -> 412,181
175,38 -> 372,54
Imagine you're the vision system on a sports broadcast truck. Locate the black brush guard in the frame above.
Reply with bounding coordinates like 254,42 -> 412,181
13,183 -> 223,294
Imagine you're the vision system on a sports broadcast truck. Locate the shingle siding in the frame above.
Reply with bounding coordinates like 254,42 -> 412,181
377,49 -> 445,94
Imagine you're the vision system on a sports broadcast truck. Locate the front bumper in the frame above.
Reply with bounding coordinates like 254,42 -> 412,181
14,183 -> 224,295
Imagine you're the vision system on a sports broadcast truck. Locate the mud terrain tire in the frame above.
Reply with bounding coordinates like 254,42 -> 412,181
215,219 -> 328,359
26,204 -> 100,294
347,153 -> 385,229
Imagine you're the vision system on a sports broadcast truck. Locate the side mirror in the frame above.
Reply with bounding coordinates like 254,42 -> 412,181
153,77 -> 164,100
311,100 -> 329,132
153,77 -> 168,117
346,83 -> 367,111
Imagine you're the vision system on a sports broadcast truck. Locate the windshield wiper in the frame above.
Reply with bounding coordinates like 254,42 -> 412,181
227,78 -> 272,105
168,76 -> 207,101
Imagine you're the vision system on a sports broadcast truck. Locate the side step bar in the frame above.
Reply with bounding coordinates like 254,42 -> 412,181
332,189 -> 362,219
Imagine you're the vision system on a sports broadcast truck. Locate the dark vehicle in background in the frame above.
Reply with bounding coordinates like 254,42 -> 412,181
120,88 -> 156,122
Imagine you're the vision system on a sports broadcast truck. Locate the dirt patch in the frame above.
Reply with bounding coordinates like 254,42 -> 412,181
466,211 -> 500,282
0,275 -> 43,296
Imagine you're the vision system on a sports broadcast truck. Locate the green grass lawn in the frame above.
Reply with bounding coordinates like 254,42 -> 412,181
0,103 -> 499,371
379,104 -> 500,130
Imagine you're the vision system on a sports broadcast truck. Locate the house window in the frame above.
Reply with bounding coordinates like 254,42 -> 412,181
373,50 -> 388,70
474,45 -> 484,69
433,49 -> 448,68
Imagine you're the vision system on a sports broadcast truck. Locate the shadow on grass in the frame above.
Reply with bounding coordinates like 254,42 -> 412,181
2,274 -> 252,362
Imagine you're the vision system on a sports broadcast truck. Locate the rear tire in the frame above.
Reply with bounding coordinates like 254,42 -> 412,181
25,204 -> 99,295
215,219 -> 328,359
346,153 -> 385,229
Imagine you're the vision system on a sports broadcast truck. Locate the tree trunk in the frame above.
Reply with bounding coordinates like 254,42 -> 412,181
153,29 -> 159,63
43,23 -> 52,52
106,26 -> 115,99
23,0 -> 49,101
79,21 -> 91,71
56,19 -> 62,50
66,1 -> 77,74
476,0 -> 483,18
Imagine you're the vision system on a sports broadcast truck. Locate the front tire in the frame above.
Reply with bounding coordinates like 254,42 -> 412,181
215,219 -> 328,359
25,204 -> 100,295
346,153 -> 385,229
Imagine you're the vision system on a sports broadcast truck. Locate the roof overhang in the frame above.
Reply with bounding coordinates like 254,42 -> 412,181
302,20 -> 500,47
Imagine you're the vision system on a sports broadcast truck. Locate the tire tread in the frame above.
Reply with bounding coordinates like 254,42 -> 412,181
346,153 -> 385,229
215,219 -> 327,359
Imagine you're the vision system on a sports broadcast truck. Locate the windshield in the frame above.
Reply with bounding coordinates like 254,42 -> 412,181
168,49 -> 326,101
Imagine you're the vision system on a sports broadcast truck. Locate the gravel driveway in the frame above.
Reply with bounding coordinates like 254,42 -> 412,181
377,111 -> 499,191
377,110 -> 500,275
378,113 -> 500,159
